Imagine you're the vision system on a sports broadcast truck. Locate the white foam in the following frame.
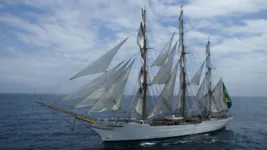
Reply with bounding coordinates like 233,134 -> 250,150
140,142 -> 156,147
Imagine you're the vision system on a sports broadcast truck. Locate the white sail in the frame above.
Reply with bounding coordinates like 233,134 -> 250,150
203,93 -> 212,112
151,42 -> 177,85
189,73 -> 228,115
127,89 -> 143,117
148,61 -> 179,118
60,60 -> 130,105
84,88 -> 106,100
134,92 -> 143,116
88,60 -> 134,112
73,60 -> 131,108
189,57 -> 206,86
204,41 -> 213,113
190,41 -> 213,114
210,94 -> 218,113
34,8 -> 235,143
70,38 -> 128,80
202,91 -> 221,114
176,46 -> 186,115
189,73 -> 210,115
151,32 -> 175,67
189,40 -> 225,115
175,89 -> 183,114
211,79 -> 228,113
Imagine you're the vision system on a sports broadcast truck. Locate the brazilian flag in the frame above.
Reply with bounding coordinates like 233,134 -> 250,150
223,83 -> 232,109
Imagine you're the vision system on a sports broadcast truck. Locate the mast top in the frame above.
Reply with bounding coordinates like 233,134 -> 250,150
179,6 -> 184,22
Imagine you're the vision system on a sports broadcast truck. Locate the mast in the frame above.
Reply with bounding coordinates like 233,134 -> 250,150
141,8 -> 147,120
179,7 -> 186,117
206,40 -> 212,113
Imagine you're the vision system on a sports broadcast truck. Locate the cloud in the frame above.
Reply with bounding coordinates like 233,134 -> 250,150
0,0 -> 267,96
154,0 -> 267,19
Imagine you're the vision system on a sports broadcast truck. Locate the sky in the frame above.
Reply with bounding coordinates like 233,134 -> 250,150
0,0 -> 267,97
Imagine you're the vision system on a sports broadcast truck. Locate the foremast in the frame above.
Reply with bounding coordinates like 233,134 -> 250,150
179,7 -> 187,118
137,8 -> 148,120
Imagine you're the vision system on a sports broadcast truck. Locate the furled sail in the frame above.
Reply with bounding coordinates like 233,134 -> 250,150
151,32 -> 175,67
60,60 -> 130,106
178,9 -> 183,49
137,22 -> 145,49
189,57 -> 206,86
151,41 -> 177,85
69,38 -> 128,80
135,8 -> 147,119
206,41 -> 211,70
148,61 -> 179,118
88,60 -> 134,112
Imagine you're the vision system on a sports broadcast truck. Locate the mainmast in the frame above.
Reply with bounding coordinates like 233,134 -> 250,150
140,8 -> 147,120
179,7 -> 186,117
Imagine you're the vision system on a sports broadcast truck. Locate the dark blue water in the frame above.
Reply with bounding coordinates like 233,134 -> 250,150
0,93 -> 266,150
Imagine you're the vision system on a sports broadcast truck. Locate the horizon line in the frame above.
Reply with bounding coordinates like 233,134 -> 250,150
0,92 -> 266,98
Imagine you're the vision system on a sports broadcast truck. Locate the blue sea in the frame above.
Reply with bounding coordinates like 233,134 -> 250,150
0,93 -> 266,150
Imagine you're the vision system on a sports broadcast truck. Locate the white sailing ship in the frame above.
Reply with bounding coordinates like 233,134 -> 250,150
36,7 -> 233,142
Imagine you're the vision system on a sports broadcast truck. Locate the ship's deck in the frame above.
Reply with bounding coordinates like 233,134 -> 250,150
150,114 -> 230,126
94,114 -> 231,127
150,117 -> 201,126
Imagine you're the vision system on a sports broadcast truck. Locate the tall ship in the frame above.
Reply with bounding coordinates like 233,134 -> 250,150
36,7 -> 233,142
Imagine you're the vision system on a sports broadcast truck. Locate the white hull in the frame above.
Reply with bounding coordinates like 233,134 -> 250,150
90,117 -> 233,142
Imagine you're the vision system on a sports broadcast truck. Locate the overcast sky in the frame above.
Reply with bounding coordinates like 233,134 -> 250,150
1,0 -> 267,96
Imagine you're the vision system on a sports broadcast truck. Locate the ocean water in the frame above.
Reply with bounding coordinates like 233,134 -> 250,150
0,93 -> 266,150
